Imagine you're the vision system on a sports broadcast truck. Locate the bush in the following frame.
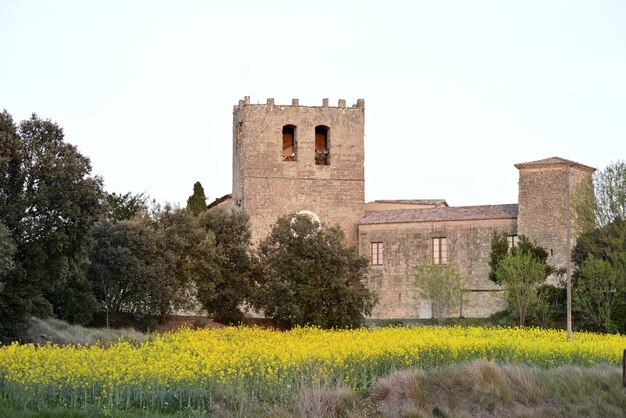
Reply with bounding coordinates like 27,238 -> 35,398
254,214 -> 377,329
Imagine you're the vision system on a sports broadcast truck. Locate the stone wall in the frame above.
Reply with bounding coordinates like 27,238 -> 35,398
359,218 -> 515,318
517,165 -> 592,283
232,97 -> 365,244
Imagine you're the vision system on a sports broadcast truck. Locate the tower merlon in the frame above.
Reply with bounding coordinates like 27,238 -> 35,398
234,97 -> 366,110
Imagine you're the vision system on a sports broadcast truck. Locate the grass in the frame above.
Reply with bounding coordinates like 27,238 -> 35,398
2,361 -> 624,417
369,360 -> 626,418
365,310 -> 517,328
25,317 -> 147,346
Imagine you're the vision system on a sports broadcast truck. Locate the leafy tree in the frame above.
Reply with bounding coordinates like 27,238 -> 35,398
574,255 -> 624,333
572,218 -> 626,333
151,206 -> 221,320
489,233 -> 556,285
495,252 -> 550,326
594,161 -> 626,227
414,263 -> 466,324
102,191 -> 148,223
88,220 -> 176,328
0,111 -> 103,341
488,232 -> 509,284
186,181 -> 207,216
489,234 -> 557,326
572,160 -> 626,232
254,214 -> 376,329
197,208 -> 253,324
0,222 -> 15,277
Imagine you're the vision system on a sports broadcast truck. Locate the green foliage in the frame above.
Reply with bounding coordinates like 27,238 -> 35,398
196,208 -> 252,324
0,110 -> 103,341
186,181 -> 207,216
87,220 -> 176,327
44,269 -> 98,326
594,160 -> 626,227
489,234 -> 558,326
255,214 -> 377,329
488,232 -> 509,284
103,191 -> 148,223
574,256 -> 623,333
571,160 -> 626,232
489,234 -> 552,282
150,205 -> 221,319
495,253 -> 549,326
0,222 -> 15,278
414,263 -> 466,324
572,218 -> 626,334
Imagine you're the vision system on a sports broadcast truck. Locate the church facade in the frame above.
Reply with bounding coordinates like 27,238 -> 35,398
210,97 -> 595,318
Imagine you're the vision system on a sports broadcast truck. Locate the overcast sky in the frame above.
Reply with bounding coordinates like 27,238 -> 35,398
1,1 -> 625,208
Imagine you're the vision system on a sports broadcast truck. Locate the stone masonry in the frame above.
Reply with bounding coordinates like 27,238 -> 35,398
212,97 -> 596,319
360,206 -> 516,318
231,97 -> 365,245
516,158 -> 596,284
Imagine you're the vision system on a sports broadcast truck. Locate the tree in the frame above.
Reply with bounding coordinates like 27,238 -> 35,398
571,218 -> 626,333
186,181 -> 207,216
414,263 -> 466,324
569,162 -> 626,334
489,234 -> 557,285
0,222 -> 15,278
572,160 -> 626,232
594,161 -> 626,227
574,255 -> 624,333
196,208 -> 253,324
0,111 -> 103,341
102,191 -> 148,223
489,234 -> 557,326
495,253 -> 549,326
88,220 -> 176,327
488,232 -> 509,284
151,205 -> 221,320
254,214 -> 376,329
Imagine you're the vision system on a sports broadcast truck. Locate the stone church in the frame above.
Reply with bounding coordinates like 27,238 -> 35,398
209,96 -> 595,319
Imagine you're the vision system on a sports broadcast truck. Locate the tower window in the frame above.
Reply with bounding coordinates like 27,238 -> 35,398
432,237 -> 447,264
315,125 -> 329,165
282,125 -> 296,161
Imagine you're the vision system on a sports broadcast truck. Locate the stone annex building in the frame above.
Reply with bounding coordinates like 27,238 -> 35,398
209,96 -> 595,319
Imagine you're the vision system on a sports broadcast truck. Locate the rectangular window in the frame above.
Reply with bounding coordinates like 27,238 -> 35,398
282,125 -> 296,161
371,242 -> 383,266
507,235 -> 518,249
432,237 -> 447,264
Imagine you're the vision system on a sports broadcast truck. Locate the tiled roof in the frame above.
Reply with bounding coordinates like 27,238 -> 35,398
370,199 -> 448,207
360,204 -> 518,225
514,157 -> 595,173
207,193 -> 232,209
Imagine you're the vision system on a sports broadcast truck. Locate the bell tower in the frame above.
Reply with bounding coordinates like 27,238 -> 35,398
232,97 -> 366,244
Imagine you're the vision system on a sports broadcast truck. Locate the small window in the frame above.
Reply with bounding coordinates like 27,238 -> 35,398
507,235 -> 518,249
371,242 -> 383,266
432,237 -> 447,264
282,125 -> 296,161
315,125 -> 329,165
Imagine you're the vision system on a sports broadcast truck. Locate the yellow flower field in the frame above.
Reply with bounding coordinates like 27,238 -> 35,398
0,326 -> 624,412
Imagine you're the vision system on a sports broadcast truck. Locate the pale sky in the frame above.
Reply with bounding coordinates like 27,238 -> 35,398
1,1 -> 625,208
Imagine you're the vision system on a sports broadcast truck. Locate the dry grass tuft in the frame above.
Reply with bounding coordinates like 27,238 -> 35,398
294,384 -> 362,418
369,360 -> 626,418
26,317 -> 147,346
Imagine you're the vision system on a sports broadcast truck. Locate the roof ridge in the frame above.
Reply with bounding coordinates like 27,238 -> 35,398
360,204 -> 519,225
514,156 -> 595,172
